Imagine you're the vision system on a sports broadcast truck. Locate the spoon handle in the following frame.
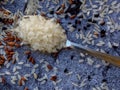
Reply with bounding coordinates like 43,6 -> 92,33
74,47 -> 120,67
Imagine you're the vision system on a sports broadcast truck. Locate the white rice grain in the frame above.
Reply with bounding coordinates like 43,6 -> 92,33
18,75 -> 21,79
65,71 -> 73,76
40,80 -> 46,85
16,66 -> 22,70
14,71 -> 19,75
111,1 -> 117,5
33,87 -> 39,90
11,80 -> 16,84
11,76 -> 17,81
33,73 -> 38,79
24,74 -> 31,78
6,63 -> 11,68
102,60 -> 109,66
71,82 -> 79,87
92,87 -> 97,90
18,62 -> 24,65
94,64 -> 101,68
13,66 -> 17,72
108,10 -> 113,14
31,68 -> 36,74
39,59 -> 44,63
79,59 -> 84,63
0,77 -> 2,82
56,59 -> 59,64
108,42 -> 112,48
4,61 -> 9,66
54,87 -> 59,90
87,58 -> 94,65
113,42 -> 119,47
34,64 -> 39,68
5,71 -> 11,75
56,79 -> 62,84
0,73 -> 5,76
96,41 -> 105,46
79,79 -> 87,87
24,64 -> 31,67
80,53 -> 85,57
37,74 -> 48,82
22,80 -> 25,85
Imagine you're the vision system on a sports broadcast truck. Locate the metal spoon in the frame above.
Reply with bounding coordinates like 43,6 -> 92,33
66,40 -> 120,67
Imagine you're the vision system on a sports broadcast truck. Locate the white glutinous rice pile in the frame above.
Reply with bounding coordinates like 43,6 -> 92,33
13,15 -> 67,53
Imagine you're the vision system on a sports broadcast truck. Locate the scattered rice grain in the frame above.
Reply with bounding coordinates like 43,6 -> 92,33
18,75 -> 21,79
87,58 -> 94,65
0,77 -> 2,82
14,71 -> 19,75
71,82 -> 79,87
33,73 -> 38,79
18,62 -> 24,65
79,79 -> 87,87
24,64 -> 31,67
6,63 -> 11,68
5,71 -> 11,75
65,71 -> 73,76
0,73 -> 5,76
31,68 -> 36,74
11,80 -> 16,84
40,80 -> 46,85
79,59 -> 84,63
34,64 -> 39,68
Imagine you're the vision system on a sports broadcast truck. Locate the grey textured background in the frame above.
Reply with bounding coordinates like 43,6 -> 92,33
0,0 -> 120,90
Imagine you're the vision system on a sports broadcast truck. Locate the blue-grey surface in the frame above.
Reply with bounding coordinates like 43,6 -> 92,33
0,0 -> 120,90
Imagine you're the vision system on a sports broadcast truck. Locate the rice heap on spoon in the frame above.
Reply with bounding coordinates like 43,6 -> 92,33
13,15 -> 67,53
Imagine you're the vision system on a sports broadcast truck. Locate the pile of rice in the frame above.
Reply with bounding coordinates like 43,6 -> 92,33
13,15 -> 67,53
